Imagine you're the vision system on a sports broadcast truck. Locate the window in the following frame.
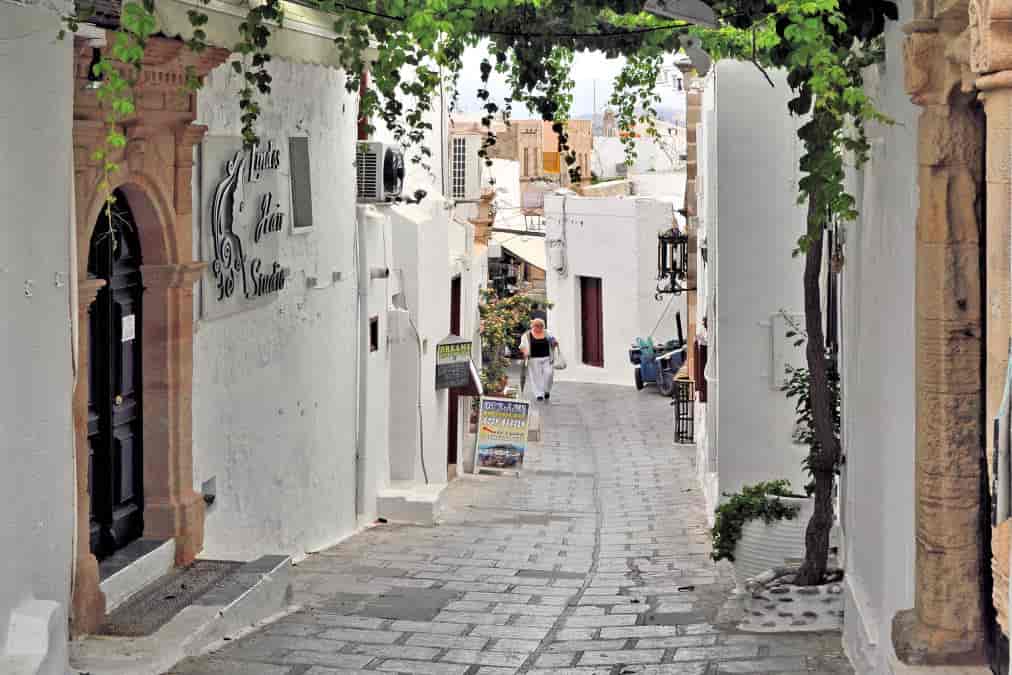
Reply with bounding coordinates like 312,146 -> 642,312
451,136 -> 466,200
369,316 -> 379,352
288,137 -> 313,231
523,147 -> 529,177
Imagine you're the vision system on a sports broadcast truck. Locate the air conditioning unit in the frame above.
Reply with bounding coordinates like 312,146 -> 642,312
356,141 -> 405,202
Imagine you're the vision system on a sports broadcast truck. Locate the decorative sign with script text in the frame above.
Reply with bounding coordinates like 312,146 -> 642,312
200,137 -> 290,319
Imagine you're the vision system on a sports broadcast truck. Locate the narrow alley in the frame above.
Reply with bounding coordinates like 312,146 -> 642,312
168,383 -> 852,675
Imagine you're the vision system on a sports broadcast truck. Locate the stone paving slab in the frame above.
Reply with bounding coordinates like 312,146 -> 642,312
166,382 -> 852,675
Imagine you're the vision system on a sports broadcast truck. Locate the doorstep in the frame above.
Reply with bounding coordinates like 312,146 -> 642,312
377,480 -> 448,526
99,538 -> 176,612
70,555 -> 293,675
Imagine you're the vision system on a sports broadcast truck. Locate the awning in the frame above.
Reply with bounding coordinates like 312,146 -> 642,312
156,0 -> 377,69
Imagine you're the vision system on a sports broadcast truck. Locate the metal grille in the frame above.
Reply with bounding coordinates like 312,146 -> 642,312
452,136 -> 466,200
356,145 -> 379,200
674,379 -> 694,444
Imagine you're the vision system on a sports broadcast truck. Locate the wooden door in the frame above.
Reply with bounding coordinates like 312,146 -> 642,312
580,276 -> 604,367
447,276 -> 462,465
87,190 -> 144,559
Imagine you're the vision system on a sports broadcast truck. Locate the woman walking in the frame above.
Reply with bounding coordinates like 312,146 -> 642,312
520,318 -> 558,401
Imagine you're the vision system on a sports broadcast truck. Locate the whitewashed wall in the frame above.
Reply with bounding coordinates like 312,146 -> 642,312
544,195 -> 686,388
0,5 -> 74,672
387,203 -> 452,484
593,136 -> 682,178
839,6 -> 917,671
192,59 -> 368,560
696,77 -> 719,521
708,61 -> 809,501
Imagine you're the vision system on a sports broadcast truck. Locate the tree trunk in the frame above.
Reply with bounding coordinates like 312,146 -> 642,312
794,196 -> 843,586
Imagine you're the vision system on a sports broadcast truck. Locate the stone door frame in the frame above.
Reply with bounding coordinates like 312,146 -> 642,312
69,35 -> 228,636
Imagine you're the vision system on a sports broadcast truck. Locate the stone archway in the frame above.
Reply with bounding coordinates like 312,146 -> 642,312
69,34 -> 227,636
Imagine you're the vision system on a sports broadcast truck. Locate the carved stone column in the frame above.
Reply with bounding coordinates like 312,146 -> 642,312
140,262 -> 207,565
971,0 -> 1012,639
70,278 -> 107,636
893,14 -> 989,665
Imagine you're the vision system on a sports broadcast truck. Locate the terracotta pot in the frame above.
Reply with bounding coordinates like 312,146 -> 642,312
732,496 -> 814,588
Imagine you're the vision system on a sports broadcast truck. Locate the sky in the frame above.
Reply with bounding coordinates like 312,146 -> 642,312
452,44 -> 688,121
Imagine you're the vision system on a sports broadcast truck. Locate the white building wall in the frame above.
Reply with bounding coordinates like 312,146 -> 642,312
709,61 -> 809,500
594,136 -> 681,178
696,78 -> 720,520
839,6 -> 917,671
544,195 -> 686,388
0,5 -> 74,672
192,60 -> 366,560
387,203 -> 452,484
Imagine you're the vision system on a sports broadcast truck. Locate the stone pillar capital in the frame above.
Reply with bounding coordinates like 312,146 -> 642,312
141,262 -> 207,289
969,0 -> 1012,74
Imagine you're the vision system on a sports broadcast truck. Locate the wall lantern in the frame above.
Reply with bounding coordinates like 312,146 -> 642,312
656,227 -> 693,297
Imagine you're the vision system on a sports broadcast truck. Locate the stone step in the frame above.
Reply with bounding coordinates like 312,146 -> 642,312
70,555 -> 292,675
99,538 -> 176,612
377,481 -> 448,526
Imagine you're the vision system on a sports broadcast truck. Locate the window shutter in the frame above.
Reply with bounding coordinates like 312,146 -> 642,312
288,137 -> 313,230
451,136 -> 466,200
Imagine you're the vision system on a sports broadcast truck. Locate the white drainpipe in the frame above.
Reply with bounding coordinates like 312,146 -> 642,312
355,205 -> 383,516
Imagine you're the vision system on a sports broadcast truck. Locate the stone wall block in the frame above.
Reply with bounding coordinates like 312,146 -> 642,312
919,108 -> 985,166
916,241 -> 982,317
917,169 -> 981,243
914,544 -> 985,634
917,391 -> 987,474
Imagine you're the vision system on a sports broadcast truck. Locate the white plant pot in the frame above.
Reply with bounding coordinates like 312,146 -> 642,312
732,496 -> 814,589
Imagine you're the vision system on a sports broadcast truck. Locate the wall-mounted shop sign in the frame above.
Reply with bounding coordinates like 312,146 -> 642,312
435,335 -> 473,390
200,137 -> 290,319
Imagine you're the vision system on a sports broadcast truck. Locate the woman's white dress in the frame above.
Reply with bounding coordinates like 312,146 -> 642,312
520,332 -> 555,398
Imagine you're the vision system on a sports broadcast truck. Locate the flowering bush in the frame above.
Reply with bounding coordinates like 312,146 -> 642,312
478,289 -> 550,393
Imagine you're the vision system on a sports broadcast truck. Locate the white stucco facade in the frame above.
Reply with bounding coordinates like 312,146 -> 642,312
593,134 -> 684,179
0,5 -> 75,673
543,194 -> 686,388
695,61 -> 809,516
192,60 -> 367,560
838,7 -> 917,671
189,54 -> 484,557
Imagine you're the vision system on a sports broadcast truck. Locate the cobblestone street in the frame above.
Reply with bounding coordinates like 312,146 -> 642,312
168,382 -> 852,675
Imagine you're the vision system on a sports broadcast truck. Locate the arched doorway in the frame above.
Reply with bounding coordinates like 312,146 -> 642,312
86,190 -> 145,559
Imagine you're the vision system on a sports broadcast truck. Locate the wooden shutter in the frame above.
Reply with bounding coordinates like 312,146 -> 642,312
580,276 -> 604,367
289,137 -> 313,230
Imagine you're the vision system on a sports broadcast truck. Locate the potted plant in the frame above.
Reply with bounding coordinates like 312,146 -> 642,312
711,480 -> 812,589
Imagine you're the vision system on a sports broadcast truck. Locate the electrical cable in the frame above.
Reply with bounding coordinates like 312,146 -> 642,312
394,269 -> 430,486
649,294 -> 676,340
409,313 -> 430,485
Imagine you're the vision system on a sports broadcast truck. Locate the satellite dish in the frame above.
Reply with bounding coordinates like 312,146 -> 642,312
681,36 -> 712,77
644,0 -> 717,28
